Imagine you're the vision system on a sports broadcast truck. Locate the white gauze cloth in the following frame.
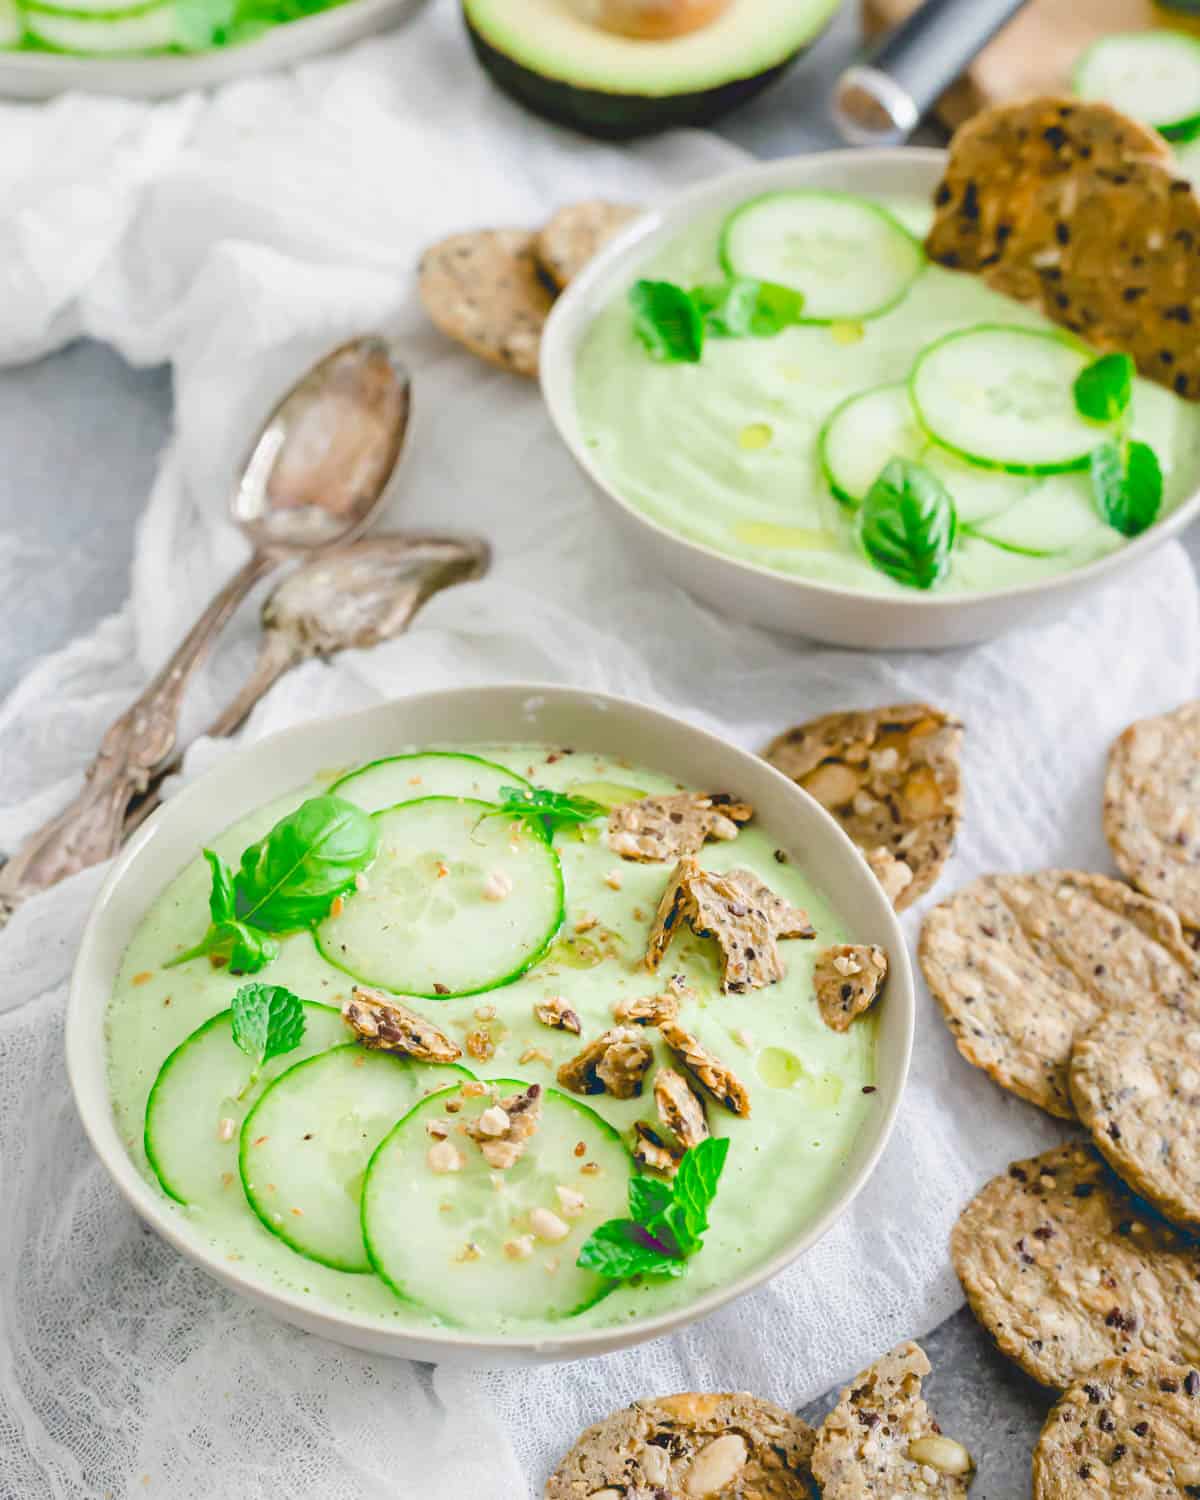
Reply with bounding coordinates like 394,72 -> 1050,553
0,8 -> 1198,1496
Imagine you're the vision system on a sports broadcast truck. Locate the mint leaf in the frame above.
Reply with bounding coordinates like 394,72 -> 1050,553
576,1220 -> 687,1280
671,1136 -> 730,1246
484,785 -> 606,841
164,851 -> 279,975
859,458 -> 957,591
628,1174 -> 674,1227
630,280 -> 703,364
692,278 -> 805,338
236,795 -> 378,931
1074,353 -> 1133,425
230,982 -> 305,1090
1090,439 -> 1164,537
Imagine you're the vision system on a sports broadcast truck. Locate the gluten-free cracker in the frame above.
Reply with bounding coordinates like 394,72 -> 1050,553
418,228 -> 552,377
608,791 -> 753,863
813,944 -> 888,1033
535,200 -> 640,289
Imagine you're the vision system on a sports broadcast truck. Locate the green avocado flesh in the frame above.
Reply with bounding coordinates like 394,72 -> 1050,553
108,744 -> 877,1339
462,0 -> 840,138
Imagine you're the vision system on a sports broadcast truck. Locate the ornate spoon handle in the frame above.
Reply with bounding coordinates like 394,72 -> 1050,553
0,549 -> 275,920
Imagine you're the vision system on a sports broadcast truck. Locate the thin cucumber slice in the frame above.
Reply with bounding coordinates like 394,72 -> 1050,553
818,381 -> 1031,522
330,752 -> 530,815
316,796 -> 564,998
910,325 -> 1098,474
143,1001 -> 347,1207
967,481 -> 1111,557
362,1077 -> 631,1324
1075,31 -> 1200,142
239,1046 -> 472,1272
719,191 -> 924,322
23,1 -> 173,50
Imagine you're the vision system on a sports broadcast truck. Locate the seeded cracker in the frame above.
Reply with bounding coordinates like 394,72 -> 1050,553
813,944 -> 889,1033
654,1067 -> 709,1150
812,1342 -> 973,1498
418,229 -> 552,377
544,1392 -> 815,1500
608,791 -> 753,863
535,200 -> 640,289
1104,700 -> 1200,930
556,1026 -> 652,1099
925,97 -> 1200,399
951,1144 -> 1200,1389
645,857 -> 814,993
341,986 -> 462,1063
1070,1002 -> 1200,1231
919,870 -> 1199,1118
658,1019 -> 751,1118
1033,1355 -> 1200,1498
764,704 -> 962,912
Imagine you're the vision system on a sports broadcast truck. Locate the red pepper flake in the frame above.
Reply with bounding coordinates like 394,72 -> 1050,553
330,895 -> 346,919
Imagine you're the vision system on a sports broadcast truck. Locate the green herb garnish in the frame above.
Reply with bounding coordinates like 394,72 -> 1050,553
230,981 -> 305,1094
164,850 -> 280,975
858,457 -> 957,590
482,785 -> 607,841
1073,352 -> 1134,425
630,279 -> 704,364
1072,352 -> 1164,536
577,1137 -> 730,1282
691,278 -> 805,339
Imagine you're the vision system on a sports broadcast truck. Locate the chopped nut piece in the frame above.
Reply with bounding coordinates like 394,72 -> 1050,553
473,1004 -> 496,1022
867,846 -> 915,906
575,912 -> 599,933
427,1139 -> 464,1174
907,1436 -> 972,1477
613,989 -> 680,1027
456,1241 -> 482,1262
341,986 -> 462,1063
530,1207 -> 570,1242
659,1020 -> 751,1118
465,1083 -> 542,1170
608,791 -> 754,862
482,870 -> 513,902
475,1105 -> 510,1138
555,1185 -> 587,1217
557,1027 -> 652,1098
534,995 -> 582,1035
632,1122 -> 684,1177
519,1045 -> 553,1066
683,1434 -> 747,1496
654,1068 -> 710,1149
465,1029 -> 496,1062
461,1080 -> 487,1098
504,1235 -> 534,1261
217,1117 -> 236,1143
426,1119 -> 450,1140
604,869 -> 624,891
813,943 -> 889,1032
645,858 -> 814,993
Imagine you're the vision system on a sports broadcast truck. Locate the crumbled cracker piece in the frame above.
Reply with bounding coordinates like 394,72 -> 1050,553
658,1019 -> 751,1118
535,200 -> 640,289
765,703 -> 962,911
813,944 -> 888,1033
533,995 -> 582,1035
613,988 -> 681,1027
464,1083 -> 542,1170
341,986 -> 462,1063
632,1121 -> 683,1177
417,228 -> 552,378
608,791 -> 753,863
654,1067 -> 709,1150
645,857 -> 813,993
557,1026 -> 652,1099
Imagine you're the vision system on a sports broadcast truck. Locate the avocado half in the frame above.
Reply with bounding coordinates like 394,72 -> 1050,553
463,0 -> 842,140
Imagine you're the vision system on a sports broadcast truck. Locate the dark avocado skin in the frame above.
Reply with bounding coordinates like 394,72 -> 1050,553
464,9 -> 817,140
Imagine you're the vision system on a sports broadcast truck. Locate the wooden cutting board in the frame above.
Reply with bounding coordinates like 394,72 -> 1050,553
862,0 -> 1169,129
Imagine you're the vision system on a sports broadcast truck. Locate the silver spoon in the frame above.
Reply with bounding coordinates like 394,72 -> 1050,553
120,532 -> 490,839
0,335 -> 411,919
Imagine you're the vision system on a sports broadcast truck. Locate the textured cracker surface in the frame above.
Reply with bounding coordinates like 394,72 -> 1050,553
535,200 -> 640,289
418,228 -> 552,377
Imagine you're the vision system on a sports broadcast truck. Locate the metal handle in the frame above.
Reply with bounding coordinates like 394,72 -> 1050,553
832,0 -> 1031,146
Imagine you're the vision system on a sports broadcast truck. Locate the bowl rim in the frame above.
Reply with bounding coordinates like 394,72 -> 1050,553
540,145 -> 1200,615
66,681 -> 915,1358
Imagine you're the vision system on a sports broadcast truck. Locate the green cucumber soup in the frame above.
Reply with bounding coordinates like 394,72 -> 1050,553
573,193 -> 1200,595
106,745 -> 880,1339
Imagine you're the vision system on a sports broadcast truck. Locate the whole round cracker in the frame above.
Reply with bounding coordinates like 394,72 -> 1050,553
544,1391 -> 815,1498
1070,1001 -> 1200,1231
951,1143 -> 1200,1390
535,201 -> 640,289
919,870 -> 1199,1118
418,229 -> 553,377
812,1341 -> 973,1498
763,704 -> 963,912
1033,1355 -> 1200,1498
1105,701 -> 1200,930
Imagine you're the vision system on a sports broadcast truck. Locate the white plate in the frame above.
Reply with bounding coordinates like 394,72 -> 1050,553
0,0 -> 421,98
540,148 -> 1200,650
67,683 -> 913,1366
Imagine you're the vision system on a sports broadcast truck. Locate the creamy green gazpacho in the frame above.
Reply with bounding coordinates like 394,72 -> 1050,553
574,191 -> 1200,594
107,745 -> 880,1338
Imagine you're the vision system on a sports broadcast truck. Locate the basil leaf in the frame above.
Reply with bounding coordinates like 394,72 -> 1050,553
1074,353 -> 1134,425
630,280 -> 704,364
163,851 -> 279,974
575,1219 -> 686,1280
859,457 -> 957,591
236,795 -> 378,930
230,981 -> 306,1089
671,1136 -> 730,1247
1090,438 -> 1164,537
692,278 -> 805,339
484,785 -> 606,841
628,1174 -> 674,1228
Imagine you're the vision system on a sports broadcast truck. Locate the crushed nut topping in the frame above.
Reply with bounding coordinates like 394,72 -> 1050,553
645,858 -> 814,993
534,995 -> 582,1035
481,870 -> 513,902
654,1067 -> 710,1150
608,791 -> 754,863
465,1029 -> 496,1062
556,1027 -> 652,1099
341,986 -> 462,1063
464,1083 -> 542,1170
613,988 -> 681,1027
555,1185 -> 587,1217
659,1020 -> 751,1118
427,1139 -> 464,1174
813,943 -> 889,1032
530,1207 -> 570,1243
632,1121 -> 684,1177
504,1235 -> 534,1260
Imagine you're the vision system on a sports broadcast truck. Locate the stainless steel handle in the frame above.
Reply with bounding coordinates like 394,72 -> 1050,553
832,0 -> 1032,146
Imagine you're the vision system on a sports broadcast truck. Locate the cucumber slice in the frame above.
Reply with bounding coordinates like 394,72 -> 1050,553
23,0 -> 173,51
362,1077 -> 631,1324
719,191 -> 924,322
818,381 -> 1031,522
331,752 -> 530,815
967,481 -> 1110,557
316,796 -> 564,998
910,325 -> 1099,474
143,1001 -> 347,1207
239,1046 -> 472,1272
1075,31 -> 1200,142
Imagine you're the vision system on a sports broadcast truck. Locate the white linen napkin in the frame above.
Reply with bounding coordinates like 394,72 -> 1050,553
1,7 -> 1198,1495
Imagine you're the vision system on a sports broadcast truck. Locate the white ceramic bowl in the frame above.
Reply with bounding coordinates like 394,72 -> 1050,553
68,684 -> 913,1366
541,148 -> 1200,650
